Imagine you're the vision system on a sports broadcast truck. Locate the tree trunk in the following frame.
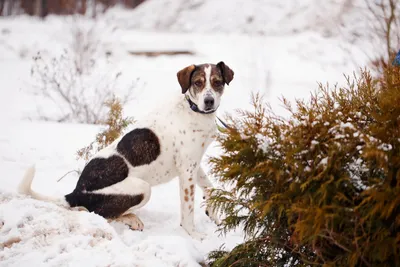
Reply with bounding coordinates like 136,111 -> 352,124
41,0 -> 48,17
6,0 -> 14,16
34,0 -> 42,17
0,0 -> 4,16
92,0 -> 97,18
79,0 -> 87,14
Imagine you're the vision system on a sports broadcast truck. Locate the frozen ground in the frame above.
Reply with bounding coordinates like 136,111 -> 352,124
0,1 -> 371,266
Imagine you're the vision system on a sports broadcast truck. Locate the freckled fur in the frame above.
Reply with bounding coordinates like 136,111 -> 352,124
18,61 -> 234,240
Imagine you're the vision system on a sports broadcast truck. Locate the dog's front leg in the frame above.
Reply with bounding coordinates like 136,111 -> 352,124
178,165 -> 206,240
197,167 -> 221,225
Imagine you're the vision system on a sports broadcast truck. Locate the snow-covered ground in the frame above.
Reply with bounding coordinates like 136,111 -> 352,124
0,1 -> 372,266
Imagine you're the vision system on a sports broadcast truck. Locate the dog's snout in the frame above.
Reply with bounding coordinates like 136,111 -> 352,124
204,96 -> 214,109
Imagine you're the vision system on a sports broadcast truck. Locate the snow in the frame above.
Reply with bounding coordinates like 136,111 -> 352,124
340,122 -> 355,130
319,157 -> 329,166
124,0 -> 368,40
0,122 -> 243,266
347,158 -> 369,191
378,143 -> 392,152
0,192 -> 202,266
0,0 -> 373,265
255,133 -> 270,153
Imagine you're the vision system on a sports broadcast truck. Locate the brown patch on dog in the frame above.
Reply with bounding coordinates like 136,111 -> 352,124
184,196 -> 189,202
177,64 -> 196,94
185,188 -> 189,195
190,65 -> 207,93
189,178 -> 193,182
201,142 -> 205,147
73,155 -> 129,192
209,65 -> 225,93
190,184 -> 195,196
117,128 -> 160,168
65,193 -> 145,219
217,61 -> 234,85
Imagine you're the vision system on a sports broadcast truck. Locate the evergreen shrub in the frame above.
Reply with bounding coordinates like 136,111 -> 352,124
207,65 -> 400,266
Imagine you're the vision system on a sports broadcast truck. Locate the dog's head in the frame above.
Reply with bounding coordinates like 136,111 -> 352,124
177,62 -> 234,113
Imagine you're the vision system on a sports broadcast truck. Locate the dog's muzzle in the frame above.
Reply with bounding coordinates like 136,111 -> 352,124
204,96 -> 215,111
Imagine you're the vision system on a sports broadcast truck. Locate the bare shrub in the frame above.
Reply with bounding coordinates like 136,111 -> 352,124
30,18 -> 138,124
364,0 -> 400,73
366,0 -> 399,59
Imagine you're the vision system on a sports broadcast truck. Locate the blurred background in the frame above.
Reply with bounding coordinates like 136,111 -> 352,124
1,0 -> 398,125
0,0 -> 145,17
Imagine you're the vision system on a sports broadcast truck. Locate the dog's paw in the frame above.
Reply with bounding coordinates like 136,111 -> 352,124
70,206 -> 89,212
190,231 -> 207,241
125,214 -> 144,231
110,214 -> 144,231
205,206 -> 221,225
181,224 -> 207,241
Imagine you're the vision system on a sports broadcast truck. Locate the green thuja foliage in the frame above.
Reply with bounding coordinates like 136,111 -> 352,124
207,65 -> 400,266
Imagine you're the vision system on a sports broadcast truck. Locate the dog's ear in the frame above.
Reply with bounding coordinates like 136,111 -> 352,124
217,61 -> 234,85
177,64 -> 196,94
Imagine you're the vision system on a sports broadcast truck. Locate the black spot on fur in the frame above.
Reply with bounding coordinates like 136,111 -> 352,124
117,128 -> 160,167
74,155 -> 129,192
205,210 -> 209,216
65,193 -> 144,218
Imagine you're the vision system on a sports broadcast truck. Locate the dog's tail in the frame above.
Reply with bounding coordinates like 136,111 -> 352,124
18,165 -> 69,206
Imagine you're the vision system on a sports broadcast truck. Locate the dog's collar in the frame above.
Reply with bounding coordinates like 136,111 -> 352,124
183,95 -> 231,133
185,95 -> 216,114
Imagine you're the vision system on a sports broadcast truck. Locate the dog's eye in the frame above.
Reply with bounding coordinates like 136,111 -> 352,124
194,81 -> 203,87
213,80 -> 223,87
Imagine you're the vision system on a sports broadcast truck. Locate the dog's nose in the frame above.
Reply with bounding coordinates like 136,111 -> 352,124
204,97 -> 214,109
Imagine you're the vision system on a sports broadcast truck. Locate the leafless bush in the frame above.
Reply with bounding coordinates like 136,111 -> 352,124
30,19 -> 138,124
70,19 -> 99,75
365,0 -> 400,71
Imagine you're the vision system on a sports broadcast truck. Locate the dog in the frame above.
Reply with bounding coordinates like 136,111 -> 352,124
18,61 -> 234,240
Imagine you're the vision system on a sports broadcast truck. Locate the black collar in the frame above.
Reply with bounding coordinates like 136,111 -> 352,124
185,95 -> 216,114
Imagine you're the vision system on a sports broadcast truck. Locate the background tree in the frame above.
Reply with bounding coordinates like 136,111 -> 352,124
1,0 -> 147,17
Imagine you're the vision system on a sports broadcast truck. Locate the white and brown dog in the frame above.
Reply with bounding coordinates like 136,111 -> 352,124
18,62 -> 234,240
